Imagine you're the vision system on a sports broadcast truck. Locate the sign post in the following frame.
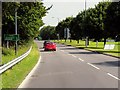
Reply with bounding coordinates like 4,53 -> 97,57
64,28 -> 70,42
4,34 -> 19,55
64,28 -> 67,42
57,34 -> 59,41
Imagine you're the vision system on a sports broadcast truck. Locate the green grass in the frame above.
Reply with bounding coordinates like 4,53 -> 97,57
54,40 -> 120,57
1,42 -> 40,88
2,44 -> 30,65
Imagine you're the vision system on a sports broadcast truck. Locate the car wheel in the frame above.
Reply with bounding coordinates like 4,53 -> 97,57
44,49 -> 47,51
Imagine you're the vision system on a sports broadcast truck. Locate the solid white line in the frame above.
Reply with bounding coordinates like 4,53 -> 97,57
107,73 -> 120,80
18,55 -> 42,88
87,63 -> 100,70
71,55 -> 77,58
78,58 -> 84,62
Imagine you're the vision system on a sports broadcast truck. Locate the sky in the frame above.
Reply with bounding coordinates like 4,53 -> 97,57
42,0 -> 104,26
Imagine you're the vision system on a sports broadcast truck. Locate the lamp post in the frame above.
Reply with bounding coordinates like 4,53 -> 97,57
52,17 -> 60,24
56,18 -> 60,41
15,8 -> 18,55
57,18 -> 60,24
52,17 -> 60,41
84,0 -> 88,47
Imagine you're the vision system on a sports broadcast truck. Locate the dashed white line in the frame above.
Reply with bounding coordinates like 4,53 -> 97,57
78,58 -> 84,62
60,50 -> 120,81
71,55 -> 77,58
60,50 -> 64,52
68,54 -> 72,56
107,73 -> 120,80
87,63 -> 100,70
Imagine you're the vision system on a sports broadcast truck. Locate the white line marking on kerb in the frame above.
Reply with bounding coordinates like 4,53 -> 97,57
87,63 -> 100,70
107,73 -> 120,80
71,55 -> 77,58
78,58 -> 84,62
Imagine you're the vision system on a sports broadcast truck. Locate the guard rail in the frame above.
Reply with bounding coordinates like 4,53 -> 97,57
0,46 -> 32,74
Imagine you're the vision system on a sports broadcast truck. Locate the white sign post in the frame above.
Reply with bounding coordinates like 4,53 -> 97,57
64,28 -> 70,39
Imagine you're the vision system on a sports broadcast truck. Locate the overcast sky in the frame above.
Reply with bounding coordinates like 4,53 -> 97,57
42,0 -> 104,26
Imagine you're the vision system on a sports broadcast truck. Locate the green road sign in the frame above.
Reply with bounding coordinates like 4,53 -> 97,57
4,34 -> 19,41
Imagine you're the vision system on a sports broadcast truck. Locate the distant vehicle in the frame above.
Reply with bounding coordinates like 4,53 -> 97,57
44,41 -> 56,51
43,40 -> 50,48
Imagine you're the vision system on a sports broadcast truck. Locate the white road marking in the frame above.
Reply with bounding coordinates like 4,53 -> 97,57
107,73 -> 120,80
61,48 -> 120,81
60,50 -> 64,52
87,63 -> 100,70
68,54 -> 72,56
18,55 -> 42,88
78,58 -> 84,62
71,55 -> 77,58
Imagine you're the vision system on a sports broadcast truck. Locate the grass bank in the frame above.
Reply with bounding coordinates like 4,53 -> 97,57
54,40 -> 120,57
2,43 -> 31,65
2,42 -> 40,88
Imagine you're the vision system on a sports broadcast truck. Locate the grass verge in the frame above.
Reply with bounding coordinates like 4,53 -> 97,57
1,42 -> 40,88
53,40 -> 120,57
2,43 -> 31,65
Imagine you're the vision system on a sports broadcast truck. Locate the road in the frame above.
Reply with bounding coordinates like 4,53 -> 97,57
19,40 -> 119,88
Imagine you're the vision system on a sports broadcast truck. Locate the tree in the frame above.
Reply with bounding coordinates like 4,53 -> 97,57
56,17 -> 73,40
2,2 -> 47,46
69,16 -> 83,43
104,2 -> 120,40
40,26 -> 57,40
95,2 -> 111,45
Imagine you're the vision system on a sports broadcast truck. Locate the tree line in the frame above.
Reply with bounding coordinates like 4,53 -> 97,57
56,1 -> 120,44
40,1 -> 120,45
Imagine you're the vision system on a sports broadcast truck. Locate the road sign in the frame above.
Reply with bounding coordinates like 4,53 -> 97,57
104,44 -> 115,50
64,28 -> 67,38
64,28 -> 70,39
4,34 -> 19,41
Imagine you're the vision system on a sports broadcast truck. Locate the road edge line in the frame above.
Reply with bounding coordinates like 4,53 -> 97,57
18,54 -> 41,88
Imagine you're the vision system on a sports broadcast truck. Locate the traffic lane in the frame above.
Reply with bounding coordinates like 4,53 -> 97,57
36,41 -> 118,78
58,44 -> 119,77
21,43 -> 118,88
36,41 -> 119,80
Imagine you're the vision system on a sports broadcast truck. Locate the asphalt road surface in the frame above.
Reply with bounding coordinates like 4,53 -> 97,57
19,40 -> 119,88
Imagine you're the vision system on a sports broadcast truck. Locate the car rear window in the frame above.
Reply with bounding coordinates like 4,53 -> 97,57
46,42 -> 55,44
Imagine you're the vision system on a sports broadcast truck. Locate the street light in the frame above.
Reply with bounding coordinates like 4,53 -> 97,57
52,17 -> 60,41
84,0 -> 88,47
52,17 -> 60,25
15,7 -> 18,55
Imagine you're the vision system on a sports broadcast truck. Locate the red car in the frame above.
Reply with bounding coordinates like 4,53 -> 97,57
44,41 -> 56,51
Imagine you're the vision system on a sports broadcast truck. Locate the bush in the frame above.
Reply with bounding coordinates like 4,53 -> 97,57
2,47 -> 14,56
